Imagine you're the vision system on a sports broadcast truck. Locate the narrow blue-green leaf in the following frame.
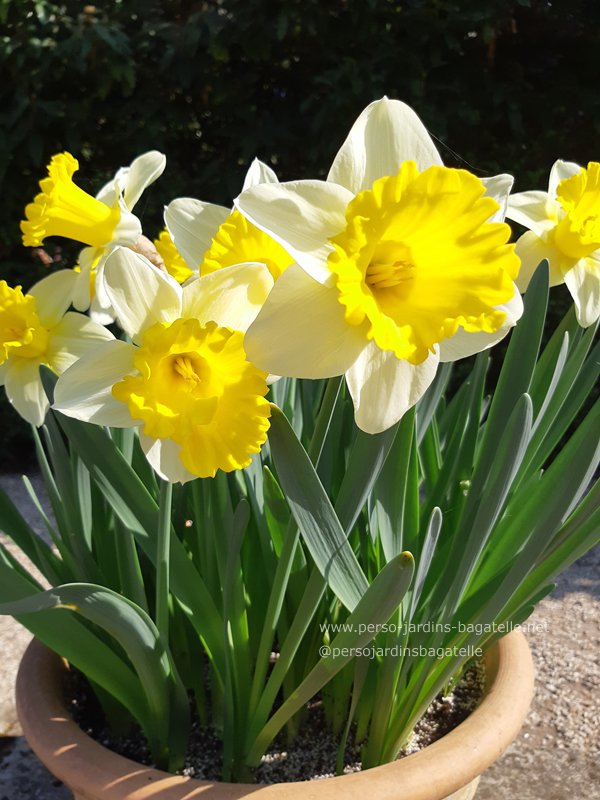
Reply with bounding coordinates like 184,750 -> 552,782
416,362 -> 452,446
471,260 -> 548,495
262,465 -> 289,557
374,408 -> 415,562
46,398 -> 226,679
516,332 -> 600,484
246,552 -> 414,766
0,582 -> 189,770
222,499 -> 251,780
268,405 -> 369,612
422,393 -> 533,626
470,395 -> 600,603
410,507 -> 442,615
0,550 -> 147,723
529,303 -> 578,415
0,481 -> 64,584
336,420 -> 400,539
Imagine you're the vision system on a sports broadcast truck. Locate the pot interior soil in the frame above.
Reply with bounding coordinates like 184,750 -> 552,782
63,658 -> 486,784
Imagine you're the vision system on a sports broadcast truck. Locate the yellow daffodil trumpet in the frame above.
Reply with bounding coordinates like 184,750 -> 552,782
112,317 -> 271,478
202,209 -> 294,281
21,153 -> 140,250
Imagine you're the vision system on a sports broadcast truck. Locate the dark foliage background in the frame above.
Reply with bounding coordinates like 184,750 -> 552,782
1,0 -> 598,468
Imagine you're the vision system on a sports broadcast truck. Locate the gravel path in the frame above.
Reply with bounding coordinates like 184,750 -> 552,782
0,474 -> 598,799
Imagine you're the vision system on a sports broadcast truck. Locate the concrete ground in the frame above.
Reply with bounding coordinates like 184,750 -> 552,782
0,474 -> 598,799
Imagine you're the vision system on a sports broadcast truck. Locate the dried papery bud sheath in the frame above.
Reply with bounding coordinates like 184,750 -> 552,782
128,235 -> 167,274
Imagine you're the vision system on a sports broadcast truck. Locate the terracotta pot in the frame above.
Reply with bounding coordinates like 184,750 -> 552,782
16,630 -> 534,800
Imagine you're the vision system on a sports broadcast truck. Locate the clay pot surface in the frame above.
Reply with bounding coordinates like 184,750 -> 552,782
16,630 -> 534,800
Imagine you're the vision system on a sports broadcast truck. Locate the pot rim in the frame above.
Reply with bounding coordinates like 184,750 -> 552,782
16,630 -> 533,800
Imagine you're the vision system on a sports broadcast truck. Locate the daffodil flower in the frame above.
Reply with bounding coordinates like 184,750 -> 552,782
164,158 -> 294,283
506,160 -> 600,327
0,270 -> 113,426
21,150 -> 166,314
153,229 -> 194,285
234,98 -> 523,434
53,249 -> 274,483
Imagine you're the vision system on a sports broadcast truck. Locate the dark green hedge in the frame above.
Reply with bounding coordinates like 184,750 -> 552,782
1,0 -> 598,467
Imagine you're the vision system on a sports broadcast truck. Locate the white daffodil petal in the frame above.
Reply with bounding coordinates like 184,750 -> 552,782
45,312 -> 115,374
439,287 -> 523,363
564,258 -> 600,329
235,180 -> 353,285
53,339 -> 138,427
346,342 -> 439,434
244,263 -> 368,378
95,169 -> 123,208
481,174 -> 514,222
548,159 -> 582,199
96,152 -> 166,211
104,248 -> 182,343
242,158 -> 279,190
89,295 -> 116,326
506,191 -> 557,237
4,358 -> 48,427
92,250 -> 113,310
139,432 -> 197,484
326,98 -> 443,195
165,198 -> 231,273
28,269 -> 77,329
120,151 -> 167,211
514,230 -> 570,291
182,263 -> 273,333
111,205 -> 142,247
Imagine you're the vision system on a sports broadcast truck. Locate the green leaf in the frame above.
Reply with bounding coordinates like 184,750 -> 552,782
43,394 -> 226,680
415,362 -> 452,445
222,499 -> 251,780
470,395 -> 600,614
516,331 -> 600,485
411,507 -> 442,615
246,552 -> 415,765
0,577 -> 188,770
373,408 -> 415,562
268,405 -> 369,612
529,304 -> 578,416
471,260 -> 548,497
0,481 -> 64,585
262,465 -> 289,557
336,420 -> 400,539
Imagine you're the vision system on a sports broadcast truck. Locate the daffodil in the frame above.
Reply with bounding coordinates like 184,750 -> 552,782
506,160 -> 600,327
164,158 -> 294,283
235,99 -> 523,434
53,249 -> 274,483
153,229 -> 194,285
22,150 -> 166,314
0,270 -> 114,426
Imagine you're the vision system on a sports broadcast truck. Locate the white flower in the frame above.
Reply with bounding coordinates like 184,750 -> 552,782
53,249 -> 274,483
0,270 -> 113,426
506,159 -> 600,327
72,151 -> 167,313
235,98 -> 523,434
164,158 -> 293,282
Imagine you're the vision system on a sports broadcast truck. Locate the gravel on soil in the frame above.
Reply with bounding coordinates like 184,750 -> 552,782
0,473 -> 599,799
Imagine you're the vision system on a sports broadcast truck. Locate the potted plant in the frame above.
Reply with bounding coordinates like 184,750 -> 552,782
1,98 -> 598,797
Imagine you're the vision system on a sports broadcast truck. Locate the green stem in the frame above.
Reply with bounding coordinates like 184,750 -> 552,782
156,479 -> 173,641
